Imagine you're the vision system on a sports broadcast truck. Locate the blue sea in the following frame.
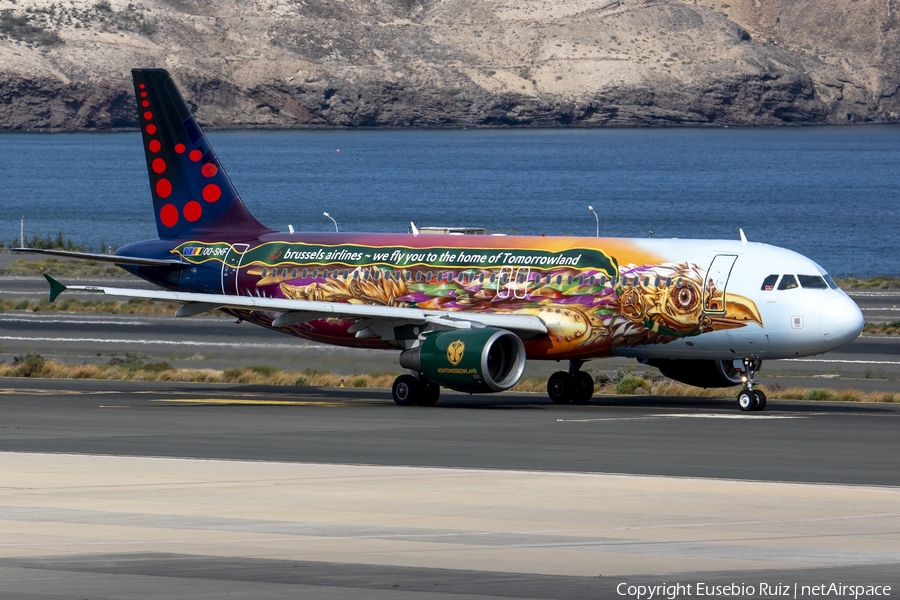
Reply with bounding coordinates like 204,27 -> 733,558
1,126 -> 897,277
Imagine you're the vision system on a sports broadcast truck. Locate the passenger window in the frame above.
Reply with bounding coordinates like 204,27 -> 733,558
761,274 -> 778,291
567,275 -> 573,285
643,277 -> 650,287
447,272 -> 454,282
665,277 -> 672,288
555,275 -> 562,285
426,271 -> 433,281
676,278 -> 683,288
261,268 -> 268,278
778,274 -> 799,290
312,269 -> 319,278
798,274 -> 828,289
416,271 -> 422,282
500,273 -> 509,284
588,276 -> 595,286
599,275 -> 608,286
653,277 -> 660,287
405,271 -> 412,282
301,268 -> 308,278
578,275 -> 585,285
489,273 -> 496,283
292,268 -> 298,279
479,273 -> 485,284
322,269 -> 329,278
281,268 -> 288,278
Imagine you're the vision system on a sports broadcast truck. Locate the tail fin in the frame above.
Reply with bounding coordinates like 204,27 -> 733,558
132,68 -> 273,239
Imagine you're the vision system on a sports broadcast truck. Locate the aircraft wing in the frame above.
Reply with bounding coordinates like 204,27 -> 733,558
13,248 -> 189,268
44,276 -> 548,340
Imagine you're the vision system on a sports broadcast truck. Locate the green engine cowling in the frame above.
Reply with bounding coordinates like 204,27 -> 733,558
399,328 -> 526,393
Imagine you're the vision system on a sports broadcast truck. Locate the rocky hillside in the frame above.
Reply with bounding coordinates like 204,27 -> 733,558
1,0 -> 898,130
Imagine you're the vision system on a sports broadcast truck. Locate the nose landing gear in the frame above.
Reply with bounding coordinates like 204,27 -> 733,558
736,358 -> 766,412
547,360 -> 594,404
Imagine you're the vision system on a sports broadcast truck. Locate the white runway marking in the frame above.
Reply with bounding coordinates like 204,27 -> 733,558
0,335 -> 302,350
558,413 -> 807,422
0,317 -> 149,326
784,358 -> 900,365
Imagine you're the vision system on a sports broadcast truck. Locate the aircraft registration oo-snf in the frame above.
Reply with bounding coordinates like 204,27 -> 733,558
17,68 -> 864,411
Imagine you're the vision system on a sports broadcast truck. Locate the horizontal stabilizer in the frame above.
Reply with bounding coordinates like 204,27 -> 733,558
12,248 -> 189,268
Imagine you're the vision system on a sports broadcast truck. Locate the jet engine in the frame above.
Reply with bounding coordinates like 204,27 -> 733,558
399,328 -> 526,393
647,358 -> 756,388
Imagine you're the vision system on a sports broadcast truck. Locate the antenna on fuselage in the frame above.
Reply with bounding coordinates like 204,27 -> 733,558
410,221 -> 419,237
739,228 -> 748,244
288,224 -> 294,234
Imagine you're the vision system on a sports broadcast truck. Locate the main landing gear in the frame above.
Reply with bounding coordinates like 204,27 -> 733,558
547,360 -> 594,404
736,358 -> 766,412
392,374 -> 441,407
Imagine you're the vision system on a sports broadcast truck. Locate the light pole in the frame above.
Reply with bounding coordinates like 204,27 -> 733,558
323,211 -> 338,232
587,206 -> 598,237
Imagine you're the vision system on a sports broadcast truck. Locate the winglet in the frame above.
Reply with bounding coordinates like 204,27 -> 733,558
44,274 -> 67,302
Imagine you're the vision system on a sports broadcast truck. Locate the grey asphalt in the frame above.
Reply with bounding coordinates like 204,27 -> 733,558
1,378 -> 898,485
1,379 -> 900,598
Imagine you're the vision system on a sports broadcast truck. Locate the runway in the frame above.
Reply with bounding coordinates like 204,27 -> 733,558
2,272 -> 900,597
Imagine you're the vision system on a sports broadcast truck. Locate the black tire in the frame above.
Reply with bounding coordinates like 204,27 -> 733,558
392,374 -> 420,406
737,390 -> 756,412
572,372 -> 594,404
754,390 -> 767,411
547,371 -> 574,404
416,380 -> 441,406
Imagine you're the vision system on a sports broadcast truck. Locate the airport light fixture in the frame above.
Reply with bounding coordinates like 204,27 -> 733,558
323,211 -> 338,232
587,206 -> 599,237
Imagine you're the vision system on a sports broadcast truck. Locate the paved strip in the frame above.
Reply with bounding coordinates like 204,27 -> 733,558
0,453 -> 897,588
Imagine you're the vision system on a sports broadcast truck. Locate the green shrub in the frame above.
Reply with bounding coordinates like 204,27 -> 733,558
616,375 -> 649,395
351,377 -> 368,388
248,365 -> 277,377
13,353 -> 45,377
293,375 -> 308,386
804,388 -> 835,401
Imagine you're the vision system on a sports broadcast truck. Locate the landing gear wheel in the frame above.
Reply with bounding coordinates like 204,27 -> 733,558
547,371 -> 574,404
392,374 -> 420,406
572,372 -> 594,404
417,380 -> 441,406
753,390 -> 767,411
737,390 -> 757,412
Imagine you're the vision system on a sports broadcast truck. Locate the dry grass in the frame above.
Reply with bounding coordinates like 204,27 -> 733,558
0,297 -> 230,317
0,257 -> 130,278
2,357 -> 896,404
864,321 -> 900,335
836,276 -> 900,290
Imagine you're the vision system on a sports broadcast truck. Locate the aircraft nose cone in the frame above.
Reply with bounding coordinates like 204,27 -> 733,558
820,294 -> 864,349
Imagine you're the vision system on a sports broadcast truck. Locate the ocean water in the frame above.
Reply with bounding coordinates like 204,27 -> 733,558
0,126 -> 897,277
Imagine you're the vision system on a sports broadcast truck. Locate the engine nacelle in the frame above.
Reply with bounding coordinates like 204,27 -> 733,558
399,328 -> 526,393
648,359 -> 757,388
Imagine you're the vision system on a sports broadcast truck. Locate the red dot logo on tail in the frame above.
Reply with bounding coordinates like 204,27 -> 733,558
202,184 -> 221,203
160,203 -> 178,227
184,201 -> 202,222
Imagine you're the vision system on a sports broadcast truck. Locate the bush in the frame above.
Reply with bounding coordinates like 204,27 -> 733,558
293,375 -> 308,386
351,377 -> 368,388
248,365 -> 276,376
804,388 -> 835,401
616,375 -> 649,395
13,353 -> 45,377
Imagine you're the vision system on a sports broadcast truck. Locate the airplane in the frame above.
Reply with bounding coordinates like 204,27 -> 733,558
15,68 -> 864,411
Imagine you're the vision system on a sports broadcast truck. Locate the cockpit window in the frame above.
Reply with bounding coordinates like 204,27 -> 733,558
777,274 -> 799,290
761,274 -> 779,291
824,274 -> 839,289
798,274 -> 829,289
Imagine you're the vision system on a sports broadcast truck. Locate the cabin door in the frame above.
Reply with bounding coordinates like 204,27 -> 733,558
221,243 -> 250,295
702,254 -> 738,314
